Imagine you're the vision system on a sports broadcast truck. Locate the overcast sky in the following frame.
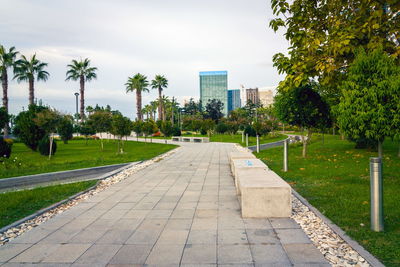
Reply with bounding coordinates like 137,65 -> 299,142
1,0 -> 288,119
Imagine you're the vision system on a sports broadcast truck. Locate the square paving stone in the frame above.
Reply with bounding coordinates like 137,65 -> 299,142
96,229 -> 136,244
125,229 -> 162,245
270,218 -> 301,229
181,244 -> 217,264
146,209 -> 173,219
41,243 -> 91,263
108,244 -> 152,264
0,243 -> 31,262
122,209 -> 151,219
195,209 -> 218,218
68,227 -> 108,243
10,228 -> 53,244
75,244 -> 121,264
164,219 -> 192,230
172,207 -> 196,217
218,229 -> 248,244
191,218 -> 217,230
243,218 -> 272,230
275,229 -> 311,244
217,244 -> 253,264
187,230 -> 217,244
284,243 -> 327,264
112,202 -> 137,210
9,243 -> 61,263
145,244 -> 184,265
250,244 -> 291,264
218,218 -> 245,230
156,229 -> 189,244
246,229 -> 279,245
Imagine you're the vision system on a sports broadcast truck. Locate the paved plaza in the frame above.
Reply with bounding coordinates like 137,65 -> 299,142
0,142 -> 329,266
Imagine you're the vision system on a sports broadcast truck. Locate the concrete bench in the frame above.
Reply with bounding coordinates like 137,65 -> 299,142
231,158 -> 268,191
239,170 -> 291,218
172,136 -> 182,142
193,137 -> 209,143
229,152 -> 256,173
171,136 -> 209,143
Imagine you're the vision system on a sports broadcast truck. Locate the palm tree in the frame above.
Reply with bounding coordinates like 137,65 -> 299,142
0,45 -> 18,136
126,73 -> 149,121
151,75 -> 168,121
66,58 -> 97,119
14,54 -> 49,106
150,100 -> 158,120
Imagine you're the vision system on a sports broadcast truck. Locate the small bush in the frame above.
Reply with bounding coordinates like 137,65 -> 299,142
0,136 -> 12,158
216,123 -> 228,134
172,126 -> 181,136
38,136 -> 57,156
244,125 -> 256,137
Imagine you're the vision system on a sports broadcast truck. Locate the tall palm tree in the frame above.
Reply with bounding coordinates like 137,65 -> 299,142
66,58 -> 97,120
126,73 -> 149,121
0,45 -> 18,136
151,75 -> 168,121
150,100 -> 158,120
14,54 -> 49,106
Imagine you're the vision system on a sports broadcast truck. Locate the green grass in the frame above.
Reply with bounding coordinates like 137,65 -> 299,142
0,180 -> 97,228
255,134 -> 399,266
153,133 -> 287,146
1,140 -> 177,179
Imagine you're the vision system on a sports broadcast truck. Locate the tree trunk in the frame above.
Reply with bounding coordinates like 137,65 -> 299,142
80,76 -> 85,120
1,70 -> 9,136
158,88 -> 162,120
100,132 -> 103,150
48,133 -> 53,160
136,90 -> 142,121
378,140 -> 383,158
29,77 -> 34,105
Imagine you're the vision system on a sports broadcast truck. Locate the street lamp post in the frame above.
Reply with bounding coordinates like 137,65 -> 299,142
74,92 -> 79,122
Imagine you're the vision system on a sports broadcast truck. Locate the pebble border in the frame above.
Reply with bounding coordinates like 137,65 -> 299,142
0,148 -> 178,246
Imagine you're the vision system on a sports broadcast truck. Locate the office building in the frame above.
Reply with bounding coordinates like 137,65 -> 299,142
246,88 -> 259,105
228,89 -> 241,113
259,89 -> 274,107
199,71 -> 228,116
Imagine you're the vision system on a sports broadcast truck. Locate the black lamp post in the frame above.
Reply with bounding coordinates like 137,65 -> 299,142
74,92 -> 79,121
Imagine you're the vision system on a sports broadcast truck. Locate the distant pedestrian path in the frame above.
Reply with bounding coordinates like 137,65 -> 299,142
0,142 -> 327,266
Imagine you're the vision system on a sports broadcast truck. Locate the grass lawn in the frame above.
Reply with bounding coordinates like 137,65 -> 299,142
1,139 -> 177,179
152,133 -> 287,146
255,134 -> 399,267
0,180 -> 97,228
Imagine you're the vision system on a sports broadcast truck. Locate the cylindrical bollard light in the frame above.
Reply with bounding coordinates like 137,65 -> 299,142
283,139 -> 288,172
370,157 -> 384,232
246,134 -> 249,147
256,135 -> 260,153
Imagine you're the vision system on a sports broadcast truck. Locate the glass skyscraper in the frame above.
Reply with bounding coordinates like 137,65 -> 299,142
228,89 -> 241,113
199,71 -> 228,116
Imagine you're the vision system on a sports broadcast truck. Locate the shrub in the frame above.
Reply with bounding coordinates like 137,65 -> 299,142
244,125 -> 256,137
38,136 -> 57,156
0,136 -> 12,158
216,122 -> 228,134
171,126 -> 181,136
58,117 -> 74,144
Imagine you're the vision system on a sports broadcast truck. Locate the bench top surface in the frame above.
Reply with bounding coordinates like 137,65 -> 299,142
232,158 -> 267,168
230,152 -> 256,159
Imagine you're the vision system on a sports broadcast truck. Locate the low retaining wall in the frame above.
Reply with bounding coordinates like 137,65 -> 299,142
0,162 -> 135,192
171,136 -> 209,143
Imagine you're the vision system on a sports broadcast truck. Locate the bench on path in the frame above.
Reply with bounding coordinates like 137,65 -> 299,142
230,152 -> 292,218
171,136 -> 210,143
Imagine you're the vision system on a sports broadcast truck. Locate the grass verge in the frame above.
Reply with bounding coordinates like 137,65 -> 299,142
1,140 -> 176,179
255,134 -> 399,267
0,180 -> 97,229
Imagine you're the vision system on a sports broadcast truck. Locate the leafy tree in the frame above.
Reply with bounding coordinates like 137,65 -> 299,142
216,122 -> 228,134
252,121 -> 271,136
337,48 -> 400,158
244,124 -> 256,137
58,115 -> 74,144
111,114 -> 132,153
87,111 -> 112,150
66,58 -> 97,119
275,84 -> 331,157
132,120 -> 144,141
78,121 -> 95,145
201,119 -> 215,138
160,121 -> 174,143
151,75 -> 168,121
0,45 -> 18,136
142,120 -> 158,142
13,54 -> 49,106
34,109 -> 62,159
205,99 -> 224,122
270,0 -> 399,104
226,120 -> 239,135
126,73 -> 149,121
0,136 -> 12,158
183,98 -> 201,115
0,107 -> 9,136
38,135 -> 57,156
13,104 -> 47,151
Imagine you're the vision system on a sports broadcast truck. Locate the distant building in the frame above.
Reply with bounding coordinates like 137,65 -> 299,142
246,88 -> 259,105
199,71 -> 228,116
228,89 -> 241,113
259,89 -> 274,107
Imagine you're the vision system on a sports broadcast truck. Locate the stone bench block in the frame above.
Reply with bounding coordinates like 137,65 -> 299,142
229,152 -> 256,172
239,171 -> 291,218
172,136 -> 182,142
231,159 -> 268,189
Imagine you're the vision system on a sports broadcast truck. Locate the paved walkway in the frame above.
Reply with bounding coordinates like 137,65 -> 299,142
0,142 -> 329,266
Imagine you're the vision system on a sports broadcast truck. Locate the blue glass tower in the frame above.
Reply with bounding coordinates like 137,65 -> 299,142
199,71 -> 228,116
228,89 -> 241,113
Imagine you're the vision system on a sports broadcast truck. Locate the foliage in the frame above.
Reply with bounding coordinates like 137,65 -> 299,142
215,122 -> 228,134
204,99 -> 224,122
160,121 -> 174,138
201,119 -> 215,137
0,45 -> 18,74
132,120 -> 144,138
0,136 -> 12,158
34,108 -> 62,134
270,0 -> 400,104
142,120 -> 158,137
111,114 -> 132,138
337,48 -> 400,155
252,121 -> 271,136
65,58 -> 97,82
87,111 -> 112,134
171,125 -> 181,136
126,73 -> 149,121
226,120 -> 239,135
58,116 -> 74,144
183,98 -> 201,115
38,135 -> 57,156
244,124 -> 256,137
0,107 -> 9,133
13,104 -> 47,151
78,121 -> 95,142
151,74 -> 168,120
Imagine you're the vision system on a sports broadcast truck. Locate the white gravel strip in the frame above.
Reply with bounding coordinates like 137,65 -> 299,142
0,148 -> 177,246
